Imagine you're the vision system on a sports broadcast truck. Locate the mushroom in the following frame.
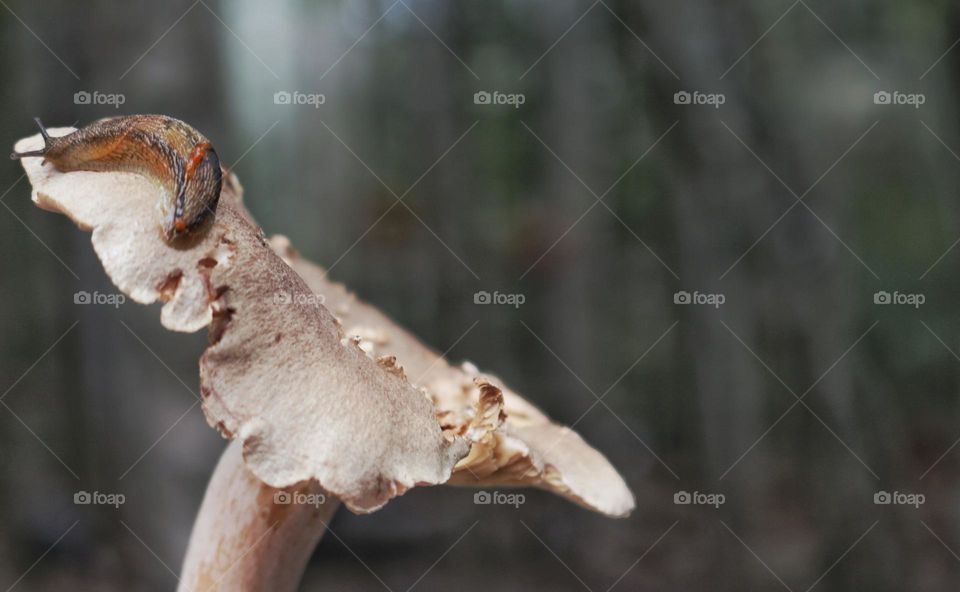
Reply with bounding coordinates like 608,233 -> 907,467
13,127 -> 635,591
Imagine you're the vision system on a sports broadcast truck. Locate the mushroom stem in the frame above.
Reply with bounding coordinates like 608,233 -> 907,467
178,440 -> 339,592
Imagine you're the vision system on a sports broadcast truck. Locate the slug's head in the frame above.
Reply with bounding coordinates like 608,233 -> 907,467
9,118 -> 53,161
168,142 -> 222,241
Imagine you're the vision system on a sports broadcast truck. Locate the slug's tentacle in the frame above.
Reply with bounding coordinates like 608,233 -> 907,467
12,115 -> 222,241
34,117 -> 52,145
9,118 -> 52,160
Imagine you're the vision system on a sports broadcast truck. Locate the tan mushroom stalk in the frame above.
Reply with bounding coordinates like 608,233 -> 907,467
178,440 -> 338,591
14,125 -> 635,592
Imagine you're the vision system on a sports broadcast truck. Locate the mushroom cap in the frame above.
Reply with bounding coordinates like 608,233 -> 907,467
15,127 -> 635,518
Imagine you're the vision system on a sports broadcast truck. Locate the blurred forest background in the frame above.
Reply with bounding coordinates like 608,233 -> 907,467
2,0 -> 960,590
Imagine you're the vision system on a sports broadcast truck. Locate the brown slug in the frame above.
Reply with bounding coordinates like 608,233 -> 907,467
10,115 -> 222,240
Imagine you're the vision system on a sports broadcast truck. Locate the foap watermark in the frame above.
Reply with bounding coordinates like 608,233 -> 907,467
74,490 -> 125,508
473,490 -> 525,508
674,490 -> 725,508
473,90 -> 525,109
474,290 -> 525,308
74,290 -> 125,308
674,90 -> 725,109
873,290 -> 924,308
274,90 -> 326,108
273,291 -> 325,306
874,490 -> 924,508
274,491 -> 327,507
74,90 -> 126,109
873,90 -> 925,109
674,290 -> 725,308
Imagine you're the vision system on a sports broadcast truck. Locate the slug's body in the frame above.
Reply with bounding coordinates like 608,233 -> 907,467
11,115 -> 222,240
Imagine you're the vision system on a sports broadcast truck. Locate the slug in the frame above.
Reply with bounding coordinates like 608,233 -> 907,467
10,115 -> 222,240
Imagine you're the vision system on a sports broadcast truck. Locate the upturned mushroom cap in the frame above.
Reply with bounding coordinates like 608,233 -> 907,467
15,127 -> 635,518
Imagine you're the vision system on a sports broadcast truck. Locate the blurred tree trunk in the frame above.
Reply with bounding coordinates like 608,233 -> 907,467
638,0 -> 873,586
535,1 -> 608,416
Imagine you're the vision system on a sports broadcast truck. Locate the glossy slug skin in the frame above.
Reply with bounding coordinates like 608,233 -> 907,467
11,115 -> 222,240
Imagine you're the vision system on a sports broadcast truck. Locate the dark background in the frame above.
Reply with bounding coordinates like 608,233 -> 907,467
2,0 -> 960,590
